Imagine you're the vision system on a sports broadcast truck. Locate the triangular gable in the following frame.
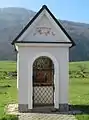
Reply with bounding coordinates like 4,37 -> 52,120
12,5 -> 75,47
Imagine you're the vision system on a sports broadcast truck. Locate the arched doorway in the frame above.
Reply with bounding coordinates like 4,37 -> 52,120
33,56 -> 54,107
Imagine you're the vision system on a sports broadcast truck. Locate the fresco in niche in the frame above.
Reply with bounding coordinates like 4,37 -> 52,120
33,27 -> 56,36
33,56 -> 54,86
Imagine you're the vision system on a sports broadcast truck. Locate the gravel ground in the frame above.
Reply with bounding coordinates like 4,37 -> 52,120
6,104 -> 77,120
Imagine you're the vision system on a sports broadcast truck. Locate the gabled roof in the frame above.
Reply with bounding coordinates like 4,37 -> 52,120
11,5 -> 75,47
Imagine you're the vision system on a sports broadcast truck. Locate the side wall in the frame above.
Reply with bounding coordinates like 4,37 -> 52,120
18,49 -> 29,105
18,46 -> 69,110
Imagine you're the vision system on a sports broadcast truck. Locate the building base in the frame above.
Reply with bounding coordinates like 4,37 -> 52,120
18,104 -> 28,112
59,104 -> 69,112
18,104 -> 69,113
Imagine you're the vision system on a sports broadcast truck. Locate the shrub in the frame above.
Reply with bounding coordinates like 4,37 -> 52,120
8,72 -> 17,77
69,64 -> 89,78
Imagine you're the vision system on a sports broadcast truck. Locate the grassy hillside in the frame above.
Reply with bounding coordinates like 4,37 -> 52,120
0,61 -> 89,120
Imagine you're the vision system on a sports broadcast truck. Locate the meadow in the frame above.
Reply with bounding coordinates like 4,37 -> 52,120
0,61 -> 89,120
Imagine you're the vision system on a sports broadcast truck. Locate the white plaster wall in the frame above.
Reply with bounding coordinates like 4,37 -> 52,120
18,49 -> 29,104
18,45 -> 69,109
59,48 -> 69,104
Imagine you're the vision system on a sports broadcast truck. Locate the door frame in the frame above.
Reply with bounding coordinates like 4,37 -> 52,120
28,52 -> 59,109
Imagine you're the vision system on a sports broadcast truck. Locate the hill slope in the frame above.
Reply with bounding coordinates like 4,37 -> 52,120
0,7 -> 89,61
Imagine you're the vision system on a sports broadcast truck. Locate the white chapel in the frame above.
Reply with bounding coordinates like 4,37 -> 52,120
12,5 -> 75,112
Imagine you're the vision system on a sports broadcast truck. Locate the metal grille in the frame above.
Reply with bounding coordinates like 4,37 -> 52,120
33,56 -> 54,106
33,86 -> 54,105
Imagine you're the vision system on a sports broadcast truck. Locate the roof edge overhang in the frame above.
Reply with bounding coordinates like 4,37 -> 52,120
15,41 -> 72,48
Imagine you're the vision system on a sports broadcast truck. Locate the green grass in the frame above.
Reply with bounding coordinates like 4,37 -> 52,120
69,61 -> 89,71
0,61 -> 17,118
70,78 -> 89,104
69,78 -> 89,119
70,61 -> 89,120
0,61 -> 16,71
0,79 -> 17,118
0,114 -> 18,120
0,61 -> 89,120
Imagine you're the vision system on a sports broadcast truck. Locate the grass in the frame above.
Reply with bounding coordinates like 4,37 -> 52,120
69,61 -> 89,71
0,61 -> 17,118
0,79 -> 17,118
70,78 -> 89,104
0,114 -> 18,120
0,60 -> 89,120
0,61 -> 16,72
70,78 -> 89,119
70,61 -> 89,120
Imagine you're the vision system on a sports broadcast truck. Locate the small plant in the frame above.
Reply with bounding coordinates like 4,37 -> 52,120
8,71 -> 17,77
0,85 -> 11,88
69,64 -> 89,78
0,115 -> 18,120
78,64 -> 88,78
